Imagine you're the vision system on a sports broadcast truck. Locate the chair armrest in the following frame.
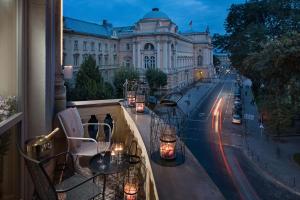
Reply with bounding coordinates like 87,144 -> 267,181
67,136 -> 98,144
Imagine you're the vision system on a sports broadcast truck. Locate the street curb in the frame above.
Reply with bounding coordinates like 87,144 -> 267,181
242,148 -> 300,196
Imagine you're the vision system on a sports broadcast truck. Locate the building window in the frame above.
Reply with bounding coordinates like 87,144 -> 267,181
113,55 -> 117,64
197,55 -> 203,66
105,43 -> 108,51
83,41 -> 87,51
126,43 -> 130,50
74,40 -> 78,50
83,54 -> 88,61
91,54 -> 96,60
104,55 -> 108,65
150,56 -> 155,68
113,44 -> 117,52
73,54 -> 79,66
98,54 -> 102,65
91,42 -> 95,51
126,59 -> 131,67
144,43 -> 154,50
98,43 -> 102,51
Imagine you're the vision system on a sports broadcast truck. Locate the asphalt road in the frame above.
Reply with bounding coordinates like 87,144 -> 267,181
183,73 -> 300,200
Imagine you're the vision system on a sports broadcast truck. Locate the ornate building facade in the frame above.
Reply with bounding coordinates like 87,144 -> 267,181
63,8 -> 214,91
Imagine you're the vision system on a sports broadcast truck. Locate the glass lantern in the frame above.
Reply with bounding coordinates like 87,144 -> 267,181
159,128 -> 177,160
135,94 -> 145,113
124,177 -> 138,200
127,91 -> 136,107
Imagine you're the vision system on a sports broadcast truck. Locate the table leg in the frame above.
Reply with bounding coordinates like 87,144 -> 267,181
102,175 -> 106,200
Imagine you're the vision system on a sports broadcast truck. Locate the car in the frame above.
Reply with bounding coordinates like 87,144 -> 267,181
232,114 -> 242,124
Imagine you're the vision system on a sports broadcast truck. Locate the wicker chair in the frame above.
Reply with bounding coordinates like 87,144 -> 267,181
18,145 -> 102,200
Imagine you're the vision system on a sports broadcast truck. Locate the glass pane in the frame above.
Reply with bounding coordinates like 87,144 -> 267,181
0,125 -> 21,199
0,0 -> 20,122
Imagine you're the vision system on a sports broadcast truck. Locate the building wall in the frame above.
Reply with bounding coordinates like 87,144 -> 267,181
63,14 -> 214,92
63,33 -> 119,85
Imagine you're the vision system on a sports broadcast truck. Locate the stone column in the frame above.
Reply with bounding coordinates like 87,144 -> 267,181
137,42 -> 141,69
156,41 -> 160,69
163,41 -> 168,72
167,42 -> 170,69
54,0 -> 66,113
132,42 -> 136,68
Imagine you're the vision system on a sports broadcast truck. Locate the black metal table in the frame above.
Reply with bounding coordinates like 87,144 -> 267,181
89,151 -> 130,200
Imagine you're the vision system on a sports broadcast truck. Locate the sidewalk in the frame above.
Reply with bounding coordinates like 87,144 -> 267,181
177,81 -> 218,115
242,82 -> 300,194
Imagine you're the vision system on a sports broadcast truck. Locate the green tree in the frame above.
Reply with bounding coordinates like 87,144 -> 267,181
213,0 -> 300,134
243,32 -> 300,134
69,55 -> 114,100
145,68 -> 167,94
113,67 -> 139,98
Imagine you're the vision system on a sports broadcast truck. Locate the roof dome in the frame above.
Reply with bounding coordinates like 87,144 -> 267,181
143,8 -> 169,20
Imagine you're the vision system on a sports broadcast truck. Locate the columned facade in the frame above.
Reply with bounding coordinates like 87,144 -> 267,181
63,8 -> 214,92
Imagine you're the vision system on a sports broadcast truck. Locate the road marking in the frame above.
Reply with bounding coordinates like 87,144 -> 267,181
244,114 -> 254,120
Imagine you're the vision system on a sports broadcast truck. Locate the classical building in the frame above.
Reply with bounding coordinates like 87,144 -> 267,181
63,8 -> 214,91
214,51 -> 231,69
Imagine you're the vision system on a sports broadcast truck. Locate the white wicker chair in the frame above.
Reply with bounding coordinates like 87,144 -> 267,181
58,107 -> 113,157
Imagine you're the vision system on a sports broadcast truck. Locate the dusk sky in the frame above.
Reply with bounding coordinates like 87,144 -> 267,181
63,0 -> 245,34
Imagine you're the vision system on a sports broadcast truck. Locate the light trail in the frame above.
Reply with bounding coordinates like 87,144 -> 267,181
211,96 -> 233,176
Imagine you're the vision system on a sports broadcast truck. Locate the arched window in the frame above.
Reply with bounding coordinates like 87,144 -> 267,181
150,56 -> 155,68
198,55 -> 203,66
144,43 -> 154,51
144,56 -> 149,68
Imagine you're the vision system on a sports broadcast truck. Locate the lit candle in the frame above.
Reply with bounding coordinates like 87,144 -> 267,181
63,65 -> 73,79
124,182 -> 138,200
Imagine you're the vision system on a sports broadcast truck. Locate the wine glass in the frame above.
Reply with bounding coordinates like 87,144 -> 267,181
97,142 -> 110,169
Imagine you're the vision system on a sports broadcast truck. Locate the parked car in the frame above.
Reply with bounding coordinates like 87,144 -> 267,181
232,114 -> 242,124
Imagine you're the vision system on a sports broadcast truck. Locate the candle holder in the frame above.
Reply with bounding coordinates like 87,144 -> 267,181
160,131 -> 176,160
124,177 -> 138,200
135,94 -> 145,113
112,142 -> 124,163
150,92 -> 187,166
127,91 -> 136,107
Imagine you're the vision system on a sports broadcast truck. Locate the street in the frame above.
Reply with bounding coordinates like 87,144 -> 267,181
183,73 -> 300,200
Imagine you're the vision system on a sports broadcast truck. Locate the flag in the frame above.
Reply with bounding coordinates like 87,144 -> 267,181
189,20 -> 193,29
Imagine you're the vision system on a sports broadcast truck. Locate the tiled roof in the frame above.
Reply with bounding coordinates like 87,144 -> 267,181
64,17 -> 113,37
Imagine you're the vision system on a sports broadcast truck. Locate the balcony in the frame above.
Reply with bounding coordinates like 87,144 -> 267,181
56,99 -> 224,200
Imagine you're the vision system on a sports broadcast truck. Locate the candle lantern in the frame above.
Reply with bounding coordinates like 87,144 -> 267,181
112,142 -> 124,163
124,177 -> 138,200
127,91 -> 136,107
150,91 -> 187,166
135,94 -> 145,113
159,128 -> 177,160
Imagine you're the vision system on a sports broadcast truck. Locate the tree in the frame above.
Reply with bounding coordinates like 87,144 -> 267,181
113,67 -> 139,98
243,32 -> 300,134
68,55 -> 114,100
213,0 -> 300,81
145,68 -> 167,94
